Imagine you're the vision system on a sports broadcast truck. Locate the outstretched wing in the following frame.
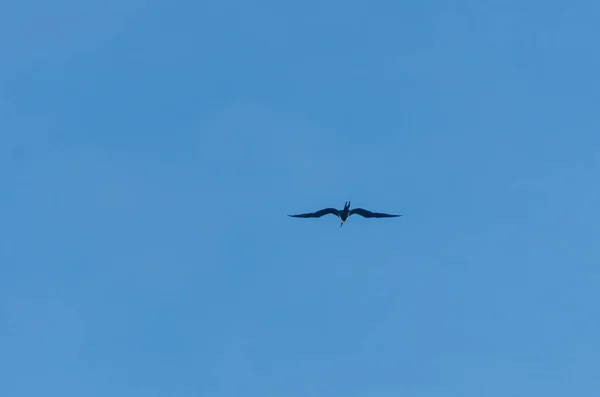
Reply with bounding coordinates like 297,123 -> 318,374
349,208 -> 401,218
288,208 -> 340,218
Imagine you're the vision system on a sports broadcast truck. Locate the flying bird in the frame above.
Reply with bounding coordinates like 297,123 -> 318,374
288,201 -> 401,227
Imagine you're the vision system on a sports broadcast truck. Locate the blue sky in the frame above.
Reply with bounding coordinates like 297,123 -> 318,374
1,0 -> 599,396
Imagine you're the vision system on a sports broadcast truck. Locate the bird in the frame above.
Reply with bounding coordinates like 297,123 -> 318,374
288,201 -> 401,227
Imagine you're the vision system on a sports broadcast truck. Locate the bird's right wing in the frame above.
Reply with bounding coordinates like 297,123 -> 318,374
288,208 -> 340,218
349,208 -> 401,218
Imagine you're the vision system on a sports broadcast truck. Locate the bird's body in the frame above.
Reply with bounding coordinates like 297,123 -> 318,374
288,201 -> 401,227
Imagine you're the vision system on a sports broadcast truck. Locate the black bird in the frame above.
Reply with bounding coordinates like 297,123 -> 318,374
288,201 -> 401,227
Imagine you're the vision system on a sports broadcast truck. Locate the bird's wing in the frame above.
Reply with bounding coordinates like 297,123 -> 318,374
349,208 -> 402,218
288,208 -> 340,218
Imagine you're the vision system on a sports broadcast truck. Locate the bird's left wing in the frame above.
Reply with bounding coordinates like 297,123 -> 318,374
288,208 -> 340,218
349,208 -> 401,218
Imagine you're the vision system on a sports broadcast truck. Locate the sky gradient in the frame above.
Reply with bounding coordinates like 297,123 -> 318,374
1,1 -> 600,396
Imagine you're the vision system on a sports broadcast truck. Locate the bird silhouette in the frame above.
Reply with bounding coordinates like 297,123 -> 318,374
288,201 -> 401,227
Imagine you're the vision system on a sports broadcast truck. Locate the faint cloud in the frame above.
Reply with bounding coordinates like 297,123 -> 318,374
0,0 -> 149,76
195,102 -> 347,194
1,294 -> 85,357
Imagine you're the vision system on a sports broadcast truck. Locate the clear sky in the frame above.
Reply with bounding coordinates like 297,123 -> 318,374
1,1 -> 599,396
